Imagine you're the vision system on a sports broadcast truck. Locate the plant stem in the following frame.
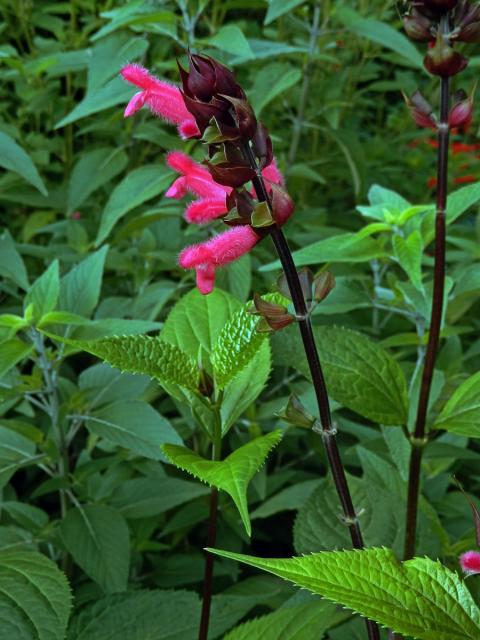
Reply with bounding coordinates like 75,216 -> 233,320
403,26 -> 450,561
198,409 -> 222,640
244,144 -> 380,640
287,1 -> 321,169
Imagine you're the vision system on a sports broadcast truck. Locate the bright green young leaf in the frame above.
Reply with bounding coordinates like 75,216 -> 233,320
0,338 -> 33,378
260,232 -> 386,271
434,371 -> 480,437
95,165 -> 173,245
67,147 -> 128,213
316,327 -> 409,425
162,430 -> 283,535
264,0 -> 306,25
447,181 -> 480,224
85,400 -> 181,459
208,25 -> 254,59
76,335 -> 199,392
337,7 -> 423,69
24,260 -> 60,321
208,547 -> 480,640
224,600 -> 339,640
60,504 -> 130,593
0,131 -> 48,195
393,230 -> 423,290
368,184 -> 411,210
0,230 -> 29,290
0,549 -> 71,640
58,247 -> 108,317
162,288 -> 241,360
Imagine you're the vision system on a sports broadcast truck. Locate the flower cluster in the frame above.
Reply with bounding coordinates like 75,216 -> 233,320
403,0 -> 476,130
121,55 -> 294,294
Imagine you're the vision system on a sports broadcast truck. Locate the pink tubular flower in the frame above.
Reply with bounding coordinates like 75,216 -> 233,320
121,64 -> 200,139
460,550 -> 480,575
179,226 -> 259,295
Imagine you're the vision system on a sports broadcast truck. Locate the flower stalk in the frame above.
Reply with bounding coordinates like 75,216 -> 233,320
243,142 -> 380,640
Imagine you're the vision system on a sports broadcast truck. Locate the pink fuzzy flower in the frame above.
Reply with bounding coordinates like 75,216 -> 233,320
179,226 -> 259,294
460,551 -> 480,575
121,64 -> 200,139
165,151 -> 230,201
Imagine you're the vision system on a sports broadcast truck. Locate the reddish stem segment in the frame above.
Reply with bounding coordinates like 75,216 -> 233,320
244,143 -> 380,640
404,72 -> 450,561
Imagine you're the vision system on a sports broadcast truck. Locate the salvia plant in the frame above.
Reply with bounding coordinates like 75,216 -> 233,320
2,1 -> 480,639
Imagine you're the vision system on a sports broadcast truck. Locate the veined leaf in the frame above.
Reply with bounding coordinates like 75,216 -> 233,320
60,504 -> 129,594
0,549 -> 71,640
24,260 -> 60,321
58,247 -> 108,318
317,327 -> 408,425
264,0 -> 306,24
208,547 -> 480,640
393,230 -> 423,290
0,230 -> 29,290
434,372 -> 480,437
77,334 -> 199,392
212,295 -> 285,388
0,338 -> 33,378
223,600 -> 340,640
162,430 -> 283,536
0,131 -> 47,195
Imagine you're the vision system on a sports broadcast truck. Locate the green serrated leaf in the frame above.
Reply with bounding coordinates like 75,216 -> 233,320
434,371 -> 480,437
0,131 -> 48,195
162,431 -> 283,536
60,504 -> 129,594
76,335 -> 199,392
0,549 -> 72,639
207,547 -> 480,640
316,327 -> 409,425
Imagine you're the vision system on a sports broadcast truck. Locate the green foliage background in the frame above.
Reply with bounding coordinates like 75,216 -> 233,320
1,1 -> 480,638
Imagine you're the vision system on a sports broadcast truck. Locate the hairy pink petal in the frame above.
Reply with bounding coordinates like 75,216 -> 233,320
262,160 -> 284,186
460,551 -> 480,575
196,264 -> 216,295
185,198 -> 228,224
166,151 -> 230,200
179,243 -> 213,269
178,120 -> 201,139
124,91 -> 147,117
121,64 -> 196,134
165,177 -> 188,199
207,226 -> 259,266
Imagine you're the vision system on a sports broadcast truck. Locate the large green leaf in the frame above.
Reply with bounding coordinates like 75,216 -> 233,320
25,260 -> 60,321
208,25 -> 254,59
208,547 -> 480,640
58,247 -> 108,318
85,400 -> 182,459
0,425 -> 36,488
264,0 -> 306,24
316,327 -> 409,425
336,7 -> 423,69
0,230 -> 29,290
60,504 -> 130,593
249,63 -> 302,115
0,549 -> 71,640
434,372 -> 480,437
162,431 -> 283,535
0,338 -> 33,378
0,131 -> 47,195
260,232 -> 386,271
95,165 -> 173,245
67,148 -> 128,214
393,230 -> 423,290
224,600 -> 339,640
446,181 -> 480,224
76,334 -> 199,392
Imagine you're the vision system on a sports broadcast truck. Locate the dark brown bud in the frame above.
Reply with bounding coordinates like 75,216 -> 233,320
404,9 -> 434,41
250,293 -> 295,332
313,271 -> 336,303
277,268 -> 314,303
403,90 -> 437,128
220,94 -> 258,141
424,32 -> 468,76
449,88 -> 474,127
270,183 -> 295,225
205,161 -> 256,188
453,1 -> 480,41
252,123 -> 273,169
277,395 -> 317,429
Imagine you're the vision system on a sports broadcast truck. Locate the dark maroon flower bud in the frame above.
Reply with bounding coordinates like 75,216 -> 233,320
250,293 -> 295,332
220,95 -> 257,141
205,161 -> 256,188
270,183 -> 295,225
187,53 -> 216,101
449,88 -> 474,127
252,123 -> 273,169
424,32 -> 469,76
277,268 -> 314,303
423,0 -> 459,12
456,20 -> 480,41
180,93 -> 230,133
404,8 -> 435,41
403,90 -> 437,128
